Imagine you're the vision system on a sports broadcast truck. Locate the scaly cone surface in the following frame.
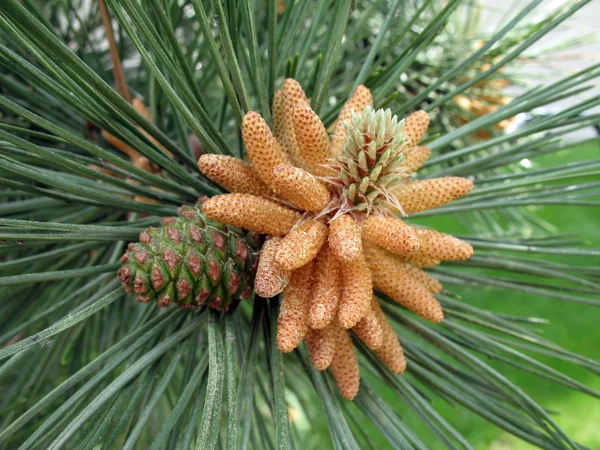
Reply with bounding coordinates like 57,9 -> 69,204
196,79 -> 474,399
118,203 -> 261,311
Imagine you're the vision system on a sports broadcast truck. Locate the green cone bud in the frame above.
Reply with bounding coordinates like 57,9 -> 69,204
118,203 -> 261,311
331,107 -> 407,214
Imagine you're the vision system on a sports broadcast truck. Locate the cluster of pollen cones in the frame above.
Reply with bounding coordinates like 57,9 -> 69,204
453,40 -> 515,139
198,79 -> 474,400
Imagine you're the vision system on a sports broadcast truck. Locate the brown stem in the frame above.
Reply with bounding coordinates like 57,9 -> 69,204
99,0 -> 131,103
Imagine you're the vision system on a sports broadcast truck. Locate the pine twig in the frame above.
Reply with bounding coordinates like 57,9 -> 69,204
98,0 -> 131,103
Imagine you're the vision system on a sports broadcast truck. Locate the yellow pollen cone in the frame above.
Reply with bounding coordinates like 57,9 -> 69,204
280,78 -> 309,164
402,110 -> 430,149
397,254 -> 441,268
198,154 -> 272,197
393,177 -> 474,213
329,214 -> 363,263
400,146 -> 431,174
338,253 -> 372,329
403,263 -> 443,294
305,325 -> 336,370
292,104 -> 333,176
275,220 -> 328,270
255,237 -> 291,298
364,243 -> 444,323
371,298 -> 406,374
271,164 -> 331,211
362,215 -> 420,256
241,111 -> 289,191
309,242 -> 342,329
352,305 -> 383,350
277,262 -> 313,352
330,324 -> 360,400
202,193 -> 300,236
411,227 -> 474,261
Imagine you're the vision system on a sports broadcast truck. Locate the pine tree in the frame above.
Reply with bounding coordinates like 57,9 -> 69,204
0,0 -> 599,449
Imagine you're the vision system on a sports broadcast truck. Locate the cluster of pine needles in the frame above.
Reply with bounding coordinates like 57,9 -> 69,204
0,0 -> 599,449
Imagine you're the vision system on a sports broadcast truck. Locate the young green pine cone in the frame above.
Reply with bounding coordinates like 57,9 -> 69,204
118,203 -> 261,311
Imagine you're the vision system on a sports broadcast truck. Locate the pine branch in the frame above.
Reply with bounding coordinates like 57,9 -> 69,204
0,0 -> 599,449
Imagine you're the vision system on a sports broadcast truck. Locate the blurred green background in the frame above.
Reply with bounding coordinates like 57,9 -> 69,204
409,141 -> 600,449
295,140 -> 600,449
